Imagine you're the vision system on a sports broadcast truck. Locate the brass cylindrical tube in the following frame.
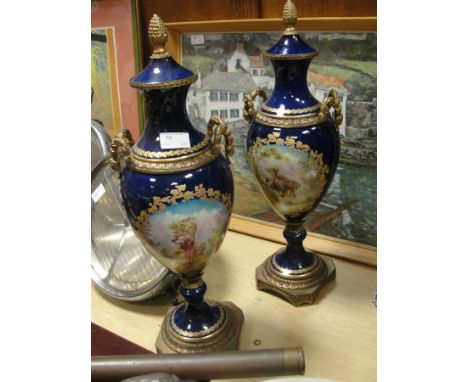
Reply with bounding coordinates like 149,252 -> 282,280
91,347 -> 305,381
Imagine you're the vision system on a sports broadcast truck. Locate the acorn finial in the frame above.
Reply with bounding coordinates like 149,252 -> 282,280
148,14 -> 170,59
282,0 -> 298,35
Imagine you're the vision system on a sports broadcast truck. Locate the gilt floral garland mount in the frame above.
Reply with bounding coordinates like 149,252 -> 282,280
133,183 -> 233,231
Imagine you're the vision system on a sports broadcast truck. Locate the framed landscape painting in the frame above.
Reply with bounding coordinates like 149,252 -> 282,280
165,18 -> 377,265
92,0 -> 145,139
91,27 -> 122,138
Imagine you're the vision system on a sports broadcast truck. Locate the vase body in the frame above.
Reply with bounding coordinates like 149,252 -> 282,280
120,84 -> 234,276
247,57 -> 340,224
245,30 -> 342,306
110,14 -> 242,353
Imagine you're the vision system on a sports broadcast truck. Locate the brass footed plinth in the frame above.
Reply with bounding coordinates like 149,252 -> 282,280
156,301 -> 244,353
256,250 -> 336,306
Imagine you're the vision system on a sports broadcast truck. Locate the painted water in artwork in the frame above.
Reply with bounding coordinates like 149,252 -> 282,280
182,32 -> 377,247
91,27 -> 122,137
139,198 -> 230,274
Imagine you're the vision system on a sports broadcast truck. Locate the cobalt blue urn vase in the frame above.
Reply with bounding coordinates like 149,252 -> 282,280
244,0 -> 342,306
110,14 -> 243,353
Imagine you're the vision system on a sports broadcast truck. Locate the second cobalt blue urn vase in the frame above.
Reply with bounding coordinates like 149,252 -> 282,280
244,0 -> 343,306
110,14 -> 243,353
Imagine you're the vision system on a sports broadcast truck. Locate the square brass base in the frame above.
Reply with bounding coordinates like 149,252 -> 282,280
156,301 -> 244,354
256,255 -> 336,306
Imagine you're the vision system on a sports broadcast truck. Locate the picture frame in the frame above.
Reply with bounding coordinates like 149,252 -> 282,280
91,26 -> 122,138
91,0 -> 145,139
147,17 -> 377,266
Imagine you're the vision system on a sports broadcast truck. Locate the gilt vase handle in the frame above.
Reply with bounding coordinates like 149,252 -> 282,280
206,116 -> 234,163
243,89 -> 267,123
318,89 -> 343,130
110,129 -> 135,176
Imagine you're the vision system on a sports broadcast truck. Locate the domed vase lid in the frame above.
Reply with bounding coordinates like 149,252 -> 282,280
130,14 -> 198,89
264,0 -> 318,61
251,0 -> 324,124
119,14 -> 233,176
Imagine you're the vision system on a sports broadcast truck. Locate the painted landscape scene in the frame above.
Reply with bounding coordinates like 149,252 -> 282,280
249,143 -> 325,218
182,32 -> 377,247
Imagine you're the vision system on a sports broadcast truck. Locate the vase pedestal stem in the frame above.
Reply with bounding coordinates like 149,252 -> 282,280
255,226 -> 336,306
156,273 -> 243,353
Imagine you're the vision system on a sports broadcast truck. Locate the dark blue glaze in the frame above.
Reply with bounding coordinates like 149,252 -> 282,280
120,156 -> 233,226
131,57 -> 194,85
265,59 -> 319,112
121,50 -> 234,339
247,33 -> 340,274
246,118 -> 339,224
121,126 -> 233,339
273,229 -> 313,271
247,116 -> 339,274
136,85 -> 205,153
266,34 -> 317,56
171,281 -> 226,337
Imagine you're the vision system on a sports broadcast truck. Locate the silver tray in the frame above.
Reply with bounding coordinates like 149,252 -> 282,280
91,123 -> 175,301
91,119 -> 110,169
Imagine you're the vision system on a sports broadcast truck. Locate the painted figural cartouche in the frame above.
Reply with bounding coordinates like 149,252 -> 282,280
244,0 -> 343,306
110,14 -> 243,353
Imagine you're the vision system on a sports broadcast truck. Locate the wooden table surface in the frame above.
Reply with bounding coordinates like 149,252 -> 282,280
92,230 -> 376,382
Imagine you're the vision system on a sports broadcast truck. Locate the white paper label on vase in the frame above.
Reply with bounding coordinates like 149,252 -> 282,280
92,183 -> 106,203
190,34 -> 205,45
159,132 -> 191,149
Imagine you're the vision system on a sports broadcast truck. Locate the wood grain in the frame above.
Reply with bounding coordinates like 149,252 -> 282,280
140,0 -> 376,61
141,0 -> 376,22
260,0 -> 377,18
166,17 -> 376,33
141,0 -> 260,61
142,0 -> 260,23
92,230 -> 376,382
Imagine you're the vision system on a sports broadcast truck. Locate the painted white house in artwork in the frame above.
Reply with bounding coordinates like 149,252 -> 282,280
227,43 -> 250,74
307,72 -> 349,137
226,43 -> 274,90
188,43 -> 267,125
188,70 -> 257,124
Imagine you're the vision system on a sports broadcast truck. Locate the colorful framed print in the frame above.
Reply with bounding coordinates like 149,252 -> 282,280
92,0 -> 145,139
91,27 -> 122,138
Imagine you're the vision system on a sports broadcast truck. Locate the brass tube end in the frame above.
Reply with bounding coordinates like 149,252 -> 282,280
283,347 -> 306,375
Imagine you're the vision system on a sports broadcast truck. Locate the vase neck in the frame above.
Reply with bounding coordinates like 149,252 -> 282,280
144,86 -> 192,131
266,59 -> 319,110
137,85 -> 204,151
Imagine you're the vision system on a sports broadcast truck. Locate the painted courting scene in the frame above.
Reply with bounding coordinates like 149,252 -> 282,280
182,32 -> 377,247
139,199 -> 230,274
